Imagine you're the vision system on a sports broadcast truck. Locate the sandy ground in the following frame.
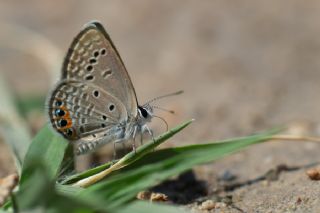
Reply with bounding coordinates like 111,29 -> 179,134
1,1 -> 320,212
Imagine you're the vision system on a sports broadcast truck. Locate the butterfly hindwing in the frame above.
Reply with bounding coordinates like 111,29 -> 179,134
48,80 -> 127,140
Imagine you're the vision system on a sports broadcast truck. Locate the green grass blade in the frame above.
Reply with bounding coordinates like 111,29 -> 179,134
55,184 -> 83,197
66,120 -> 193,186
117,119 -> 194,166
60,161 -> 114,185
16,161 -> 55,209
20,125 -> 70,184
124,128 -> 281,170
78,129 -> 279,209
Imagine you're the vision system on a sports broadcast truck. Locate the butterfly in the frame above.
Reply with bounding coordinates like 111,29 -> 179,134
47,21 -> 181,155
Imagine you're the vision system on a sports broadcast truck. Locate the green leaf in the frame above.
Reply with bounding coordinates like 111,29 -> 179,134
77,128 -> 279,209
55,184 -> 83,196
20,125 -> 70,185
16,161 -> 55,209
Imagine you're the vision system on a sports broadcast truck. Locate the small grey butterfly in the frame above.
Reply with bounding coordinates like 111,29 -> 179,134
47,21 -> 181,155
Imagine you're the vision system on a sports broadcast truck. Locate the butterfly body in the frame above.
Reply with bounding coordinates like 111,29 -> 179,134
47,21 -> 155,155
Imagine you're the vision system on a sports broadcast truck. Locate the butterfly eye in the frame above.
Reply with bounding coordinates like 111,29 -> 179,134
141,108 -> 148,118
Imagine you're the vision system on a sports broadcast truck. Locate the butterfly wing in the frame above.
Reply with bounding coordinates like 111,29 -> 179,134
47,21 -> 138,153
62,21 -> 138,117
48,80 -> 127,138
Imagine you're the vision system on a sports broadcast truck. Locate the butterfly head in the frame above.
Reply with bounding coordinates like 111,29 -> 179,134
137,105 -> 153,123
136,90 -> 184,130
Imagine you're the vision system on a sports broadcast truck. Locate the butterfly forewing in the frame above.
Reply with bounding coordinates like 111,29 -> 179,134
62,22 -> 138,118
48,21 -> 138,146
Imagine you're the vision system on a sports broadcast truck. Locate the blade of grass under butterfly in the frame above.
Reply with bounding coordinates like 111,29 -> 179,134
70,119 -> 194,187
20,125 -> 70,185
77,129 -> 280,209
60,161 -> 114,184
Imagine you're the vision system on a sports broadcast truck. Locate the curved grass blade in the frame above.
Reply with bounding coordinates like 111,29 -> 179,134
71,119 -> 194,187
77,128 -> 280,209
60,161 -> 114,185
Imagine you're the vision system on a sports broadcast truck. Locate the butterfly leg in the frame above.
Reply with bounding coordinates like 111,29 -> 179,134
112,142 -> 117,164
144,125 -> 156,152
145,125 -> 155,144
140,129 -> 144,146
131,125 -> 138,154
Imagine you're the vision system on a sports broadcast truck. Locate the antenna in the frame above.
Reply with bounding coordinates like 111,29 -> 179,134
144,90 -> 183,105
151,105 -> 175,114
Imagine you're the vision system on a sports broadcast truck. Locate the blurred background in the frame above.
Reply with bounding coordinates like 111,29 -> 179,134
1,0 -> 320,211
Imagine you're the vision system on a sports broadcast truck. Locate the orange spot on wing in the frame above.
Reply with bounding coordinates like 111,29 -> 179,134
56,105 -> 73,130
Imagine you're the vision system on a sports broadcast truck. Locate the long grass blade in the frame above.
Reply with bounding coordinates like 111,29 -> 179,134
77,128 -> 279,209
72,119 -> 194,187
